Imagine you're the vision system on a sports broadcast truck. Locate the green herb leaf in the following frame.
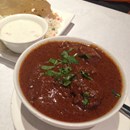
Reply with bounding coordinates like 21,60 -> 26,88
61,50 -> 69,59
67,56 -> 78,64
65,74 -> 75,81
61,50 -> 78,64
81,71 -> 93,80
49,58 -> 58,65
61,59 -> 68,64
78,54 -> 91,59
45,70 -> 61,77
112,89 -> 121,98
62,80 -> 71,87
59,67 -> 72,75
83,91 -> 90,97
82,98 -> 89,106
41,49 -> 78,87
41,65 -> 54,70
82,91 -> 89,106
45,70 -> 55,76
61,74 -> 75,87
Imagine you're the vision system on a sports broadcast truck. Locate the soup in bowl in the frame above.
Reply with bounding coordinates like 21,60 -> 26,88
14,36 -> 127,129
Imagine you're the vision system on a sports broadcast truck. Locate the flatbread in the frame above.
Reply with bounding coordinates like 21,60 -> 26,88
0,0 -> 55,18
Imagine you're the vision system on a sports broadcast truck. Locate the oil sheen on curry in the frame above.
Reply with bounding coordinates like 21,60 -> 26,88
19,41 -> 122,122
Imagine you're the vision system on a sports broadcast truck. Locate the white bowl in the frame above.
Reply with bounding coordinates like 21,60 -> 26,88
14,36 -> 127,129
0,14 -> 48,53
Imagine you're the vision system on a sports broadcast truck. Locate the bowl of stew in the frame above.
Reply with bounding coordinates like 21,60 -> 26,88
14,36 -> 127,129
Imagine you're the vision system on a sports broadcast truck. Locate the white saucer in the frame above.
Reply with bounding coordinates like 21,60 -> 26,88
11,90 -> 130,130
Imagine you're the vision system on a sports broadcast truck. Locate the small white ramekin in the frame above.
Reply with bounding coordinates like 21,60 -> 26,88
13,36 -> 127,129
0,14 -> 48,53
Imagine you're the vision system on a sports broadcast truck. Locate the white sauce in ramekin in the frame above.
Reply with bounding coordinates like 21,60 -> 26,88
0,19 -> 43,43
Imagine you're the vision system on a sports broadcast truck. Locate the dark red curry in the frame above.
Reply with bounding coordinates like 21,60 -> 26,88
19,41 -> 122,122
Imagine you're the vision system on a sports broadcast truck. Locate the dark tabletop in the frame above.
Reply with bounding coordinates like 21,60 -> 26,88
84,0 -> 130,13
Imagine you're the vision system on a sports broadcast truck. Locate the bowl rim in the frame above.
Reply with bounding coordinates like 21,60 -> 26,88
0,13 -> 48,44
13,36 -> 128,129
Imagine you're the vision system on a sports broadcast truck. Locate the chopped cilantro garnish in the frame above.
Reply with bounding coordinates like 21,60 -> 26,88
81,71 -> 93,80
62,80 -> 71,87
67,56 -> 78,64
44,70 -> 55,76
61,73 -> 75,87
45,70 -> 62,78
40,49 -> 93,87
43,66 -> 75,87
61,50 -> 78,64
61,50 -> 69,59
41,65 -> 54,70
61,59 -> 68,64
83,91 -> 90,97
64,74 -> 75,81
82,91 -> 90,106
49,58 -> 58,65
112,89 -> 121,98
82,98 -> 89,106
59,67 -> 72,75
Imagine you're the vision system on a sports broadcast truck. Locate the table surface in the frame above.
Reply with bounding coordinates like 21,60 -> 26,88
84,0 -> 130,13
0,0 -> 130,130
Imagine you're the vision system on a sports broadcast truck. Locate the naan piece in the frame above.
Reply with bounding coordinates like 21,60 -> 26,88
0,0 -> 55,18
